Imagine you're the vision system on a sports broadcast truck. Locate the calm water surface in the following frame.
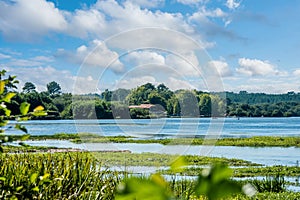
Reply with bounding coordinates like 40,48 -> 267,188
6,117 -> 300,166
6,117 -> 300,138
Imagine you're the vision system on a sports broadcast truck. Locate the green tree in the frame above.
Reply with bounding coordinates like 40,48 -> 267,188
148,91 -> 167,109
22,82 -> 36,93
177,90 -> 199,117
47,81 -> 61,95
199,94 -> 211,117
101,89 -> 112,101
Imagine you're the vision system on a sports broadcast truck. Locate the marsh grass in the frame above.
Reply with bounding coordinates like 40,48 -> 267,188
0,152 -> 120,199
7,133 -> 299,147
160,165 -> 300,177
91,152 -> 259,167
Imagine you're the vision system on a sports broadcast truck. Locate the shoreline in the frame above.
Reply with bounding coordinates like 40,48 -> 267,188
3,134 -> 299,147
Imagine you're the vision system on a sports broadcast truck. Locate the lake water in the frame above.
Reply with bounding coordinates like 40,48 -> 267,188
6,117 -> 300,138
6,117 -> 300,166
25,140 -> 300,166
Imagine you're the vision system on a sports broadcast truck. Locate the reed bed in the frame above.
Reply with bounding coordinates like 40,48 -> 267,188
0,152 -> 120,199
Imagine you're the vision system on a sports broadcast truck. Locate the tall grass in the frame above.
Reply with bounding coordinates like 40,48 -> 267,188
249,175 -> 286,193
0,152 -> 120,199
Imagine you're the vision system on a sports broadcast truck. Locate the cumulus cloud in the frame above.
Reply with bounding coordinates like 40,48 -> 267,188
4,66 -> 98,94
124,51 -> 165,66
64,8 -> 107,38
56,40 -> 124,74
293,69 -> 300,76
167,77 -> 196,90
208,60 -> 232,77
226,0 -> 240,10
128,0 -> 164,8
93,0 -> 193,36
0,0 -> 67,41
165,53 -> 201,76
114,75 -> 157,89
236,58 -> 280,76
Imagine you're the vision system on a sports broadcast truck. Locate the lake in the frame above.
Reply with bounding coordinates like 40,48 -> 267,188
6,117 -> 300,138
6,117 -> 300,166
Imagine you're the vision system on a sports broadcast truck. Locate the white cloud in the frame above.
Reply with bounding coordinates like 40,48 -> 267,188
208,60 -> 232,77
165,53 -> 200,76
236,58 -> 280,76
167,77 -> 196,90
64,8 -> 106,38
293,69 -> 300,76
124,51 -> 165,66
57,40 -> 124,74
93,0 -> 193,35
128,0 -> 164,8
4,66 -> 98,94
31,56 -> 54,62
115,75 -> 157,89
6,59 -> 42,67
0,53 -> 11,59
0,0 -> 67,41
176,0 -> 206,6
226,0 -> 240,10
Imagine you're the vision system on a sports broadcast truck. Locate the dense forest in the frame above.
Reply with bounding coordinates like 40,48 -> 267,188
6,81 -> 300,119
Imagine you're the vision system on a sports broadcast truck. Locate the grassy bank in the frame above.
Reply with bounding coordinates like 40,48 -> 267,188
160,165 -> 300,177
5,133 -> 300,147
0,151 -> 299,199
91,152 -> 259,167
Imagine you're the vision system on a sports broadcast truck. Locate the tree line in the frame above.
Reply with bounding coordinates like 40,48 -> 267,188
7,81 -> 300,119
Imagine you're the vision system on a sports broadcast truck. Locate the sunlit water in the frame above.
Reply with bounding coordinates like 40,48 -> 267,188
5,117 -> 300,167
5,117 -> 300,138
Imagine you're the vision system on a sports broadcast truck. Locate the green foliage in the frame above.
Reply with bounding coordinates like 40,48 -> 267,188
249,175 -> 286,193
0,153 -> 119,199
194,163 -> 243,200
46,81 -> 61,95
22,82 -> 36,93
0,70 -> 46,151
3,80 -> 300,119
116,162 -> 249,200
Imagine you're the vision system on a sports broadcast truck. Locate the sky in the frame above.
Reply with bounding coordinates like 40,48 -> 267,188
0,0 -> 300,94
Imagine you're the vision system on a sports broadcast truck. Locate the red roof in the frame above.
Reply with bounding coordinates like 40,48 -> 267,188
128,104 -> 155,109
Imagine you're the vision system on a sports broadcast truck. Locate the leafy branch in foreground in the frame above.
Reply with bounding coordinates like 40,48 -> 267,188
116,158 -> 256,200
0,69 -> 46,152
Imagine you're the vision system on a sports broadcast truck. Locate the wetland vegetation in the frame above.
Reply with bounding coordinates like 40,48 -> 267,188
6,133 -> 299,147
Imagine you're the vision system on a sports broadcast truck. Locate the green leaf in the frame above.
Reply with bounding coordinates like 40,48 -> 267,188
34,105 -> 44,112
170,156 -> 187,173
16,186 -> 23,192
0,177 -> 6,181
4,108 -> 11,117
0,81 -> 5,95
3,92 -> 16,103
116,177 -> 171,200
151,173 -> 167,188
32,110 -> 47,117
20,134 -> 30,141
32,186 -> 39,192
20,102 -> 30,115
15,124 -> 28,133
30,173 -> 39,184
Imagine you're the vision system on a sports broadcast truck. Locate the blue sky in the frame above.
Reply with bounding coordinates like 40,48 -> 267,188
0,0 -> 300,94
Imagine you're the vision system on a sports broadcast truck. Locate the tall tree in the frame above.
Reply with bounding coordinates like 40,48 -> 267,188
22,82 -> 36,93
47,81 -> 61,95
